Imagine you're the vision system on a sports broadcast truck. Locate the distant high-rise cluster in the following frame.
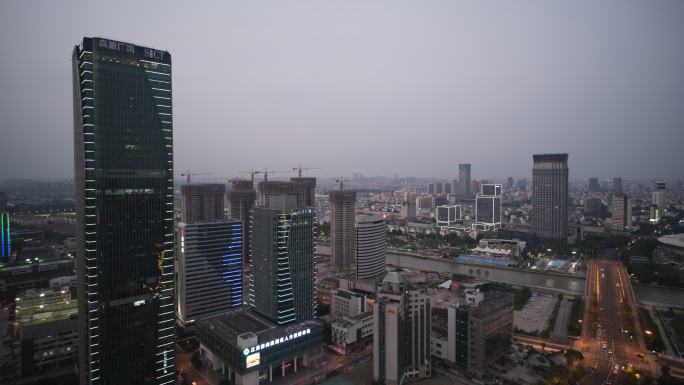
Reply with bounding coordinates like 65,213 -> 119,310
532,153 -> 569,245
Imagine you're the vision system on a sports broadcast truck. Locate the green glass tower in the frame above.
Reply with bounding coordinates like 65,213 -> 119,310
250,206 -> 316,325
72,37 -> 174,385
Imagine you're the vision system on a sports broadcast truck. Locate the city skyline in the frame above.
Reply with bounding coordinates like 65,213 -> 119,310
2,1 -> 684,180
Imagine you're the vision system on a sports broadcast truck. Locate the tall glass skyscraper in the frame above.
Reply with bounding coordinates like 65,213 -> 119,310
458,163 -> 472,197
73,37 -> 174,384
532,154 -> 569,246
250,205 -> 316,325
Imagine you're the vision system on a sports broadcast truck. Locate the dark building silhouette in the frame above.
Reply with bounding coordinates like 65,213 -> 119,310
532,154 -> 568,246
458,164 -> 472,197
329,190 -> 356,273
228,179 -> 256,264
258,177 -> 316,209
73,37 -> 175,384
181,183 -> 225,223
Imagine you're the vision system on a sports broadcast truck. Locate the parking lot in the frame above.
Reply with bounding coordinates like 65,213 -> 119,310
514,294 -> 557,333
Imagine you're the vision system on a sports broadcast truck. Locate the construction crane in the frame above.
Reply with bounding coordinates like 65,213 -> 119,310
237,169 -> 262,183
292,164 -> 323,178
239,168 -> 293,182
180,170 -> 211,185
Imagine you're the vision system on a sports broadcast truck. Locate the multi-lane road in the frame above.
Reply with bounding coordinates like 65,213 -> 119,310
580,259 -> 657,385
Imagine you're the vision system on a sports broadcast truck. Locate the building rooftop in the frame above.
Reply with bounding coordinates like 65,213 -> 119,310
197,310 -> 322,349
334,289 -> 362,300
463,291 -> 513,318
382,270 -> 407,285
202,311 -> 272,341
659,234 -> 684,249
21,316 -> 78,340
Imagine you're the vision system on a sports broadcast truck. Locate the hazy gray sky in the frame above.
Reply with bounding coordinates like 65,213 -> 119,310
1,1 -> 683,181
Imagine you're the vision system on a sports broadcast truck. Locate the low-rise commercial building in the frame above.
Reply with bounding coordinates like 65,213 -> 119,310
330,289 -> 365,321
195,311 -> 325,385
331,312 -> 373,353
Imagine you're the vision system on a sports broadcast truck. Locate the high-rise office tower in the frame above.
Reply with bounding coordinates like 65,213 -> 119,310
532,154 -> 569,245
650,181 -> 667,223
435,182 -> 444,195
250,203 -> 316,325
176,220 -> 243,328
227,179 -> 256,264
73,37 -> 174,384
588,178 -> 600,192
400,192 -> 416,220
427,183 -> 435,195
329,190 -> 356,273
181,183 -> 225,223
517,178 -> 528,192
416,196 -> 433,210
474,184 -> 502,230
454,290 -> 513,377
373,271 -> 431,385
0,192 -> 9,259
506,177 -> 514,188
355,215 -> 386,279
611,193 -> 631,231
444,182 -> 452,194
613,177 -> 623,193
458,164 -> 472,197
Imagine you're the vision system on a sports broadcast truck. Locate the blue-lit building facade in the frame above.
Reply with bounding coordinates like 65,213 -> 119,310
0,192 -> 9,259
176,220 -> 244,328
72,37 -> 175,384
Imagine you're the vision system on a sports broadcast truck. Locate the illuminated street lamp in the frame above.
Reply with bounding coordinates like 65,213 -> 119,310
645,330 -> 652,336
